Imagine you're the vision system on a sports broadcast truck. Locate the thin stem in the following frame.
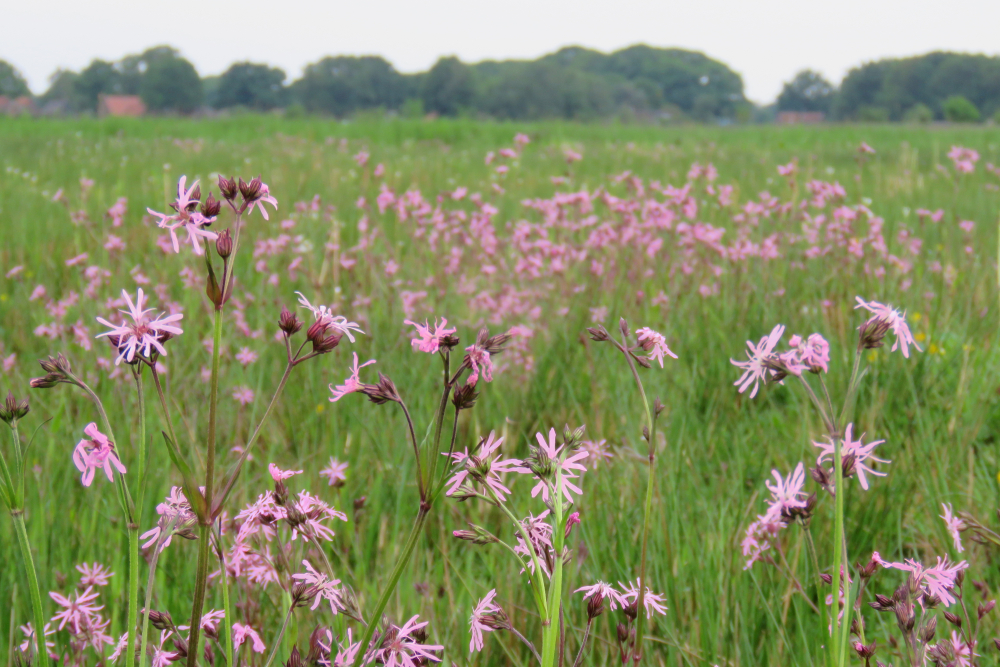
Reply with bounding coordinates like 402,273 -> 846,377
350,509 -> 429,667
212,522 -> 235,667
125,366 -> 146,667
801,522 -> 829,654
396,398 -> 425,500
542,469 -> 565,667
837,535 -> 852,667
838,347 -> 864,429
510,625 -> 542,663
431,406 -> 462,501
185,523 -> 213,667
489,487 -> 548,617
150,367 -> 204,519
571,618 -> 593,667
205,307 -> 223,513
829,434 -> 845,667
139,516 -> 177,667
263,604 -> 295,667
424,352 -> 452,487
796,375 -> 834,434
818,376 -> 838,435
773,541 -> 820,615
11,512 -> 48,665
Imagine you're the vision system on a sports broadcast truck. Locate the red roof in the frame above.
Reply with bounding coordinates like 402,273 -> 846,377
99,95 -> 146,117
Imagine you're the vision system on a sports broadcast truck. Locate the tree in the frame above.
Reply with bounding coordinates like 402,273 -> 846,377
292,56 -> 409,116
0,60 -> 31,97
118,46 -> 180,94
422,57 -> 475,116
73,59 -> 123,112
139,53 -> 203,113
213,62 -> 287,110
943,95 -> 980,122
776,70 -> 835,114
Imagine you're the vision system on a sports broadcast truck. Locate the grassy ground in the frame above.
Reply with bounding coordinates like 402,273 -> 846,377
0,116 -> 999,666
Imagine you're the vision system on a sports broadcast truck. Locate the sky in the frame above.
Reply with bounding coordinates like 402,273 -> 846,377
5,0 -> 1000,104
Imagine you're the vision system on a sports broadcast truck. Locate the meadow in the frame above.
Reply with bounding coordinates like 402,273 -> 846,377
0,116 -> 999,666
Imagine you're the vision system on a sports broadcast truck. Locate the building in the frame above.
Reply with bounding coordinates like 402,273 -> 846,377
0,96 -> 37,116
776,111 -> 825,124
98,95 -> 146,117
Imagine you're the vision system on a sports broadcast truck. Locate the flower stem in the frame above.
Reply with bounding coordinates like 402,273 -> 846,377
125,366 -> 146,667
185,522 -> 213,667
350,508 -> 429,667
829,433 -> 845,667
489,489 -> 548,618
139,517 -> 176,667
11,511 -> 48,665
263,603 -> 295,667
571,618 -> 593,667
205,307 -> 223,513
542,470 -> 565,667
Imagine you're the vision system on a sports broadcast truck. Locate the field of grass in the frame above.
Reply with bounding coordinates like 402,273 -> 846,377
1,116 -> 999,666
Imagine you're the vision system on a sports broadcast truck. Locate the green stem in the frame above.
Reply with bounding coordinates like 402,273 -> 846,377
542,470 -> 565,667
837,534 -> 852,667
185,523 -> 213,667
139,516 -> 176,667
801,521 -> 829,665
424,353 -> 452,488
838,348 -> 864,430
206,307 -> 223,513
571,618 -> 593,667
263,604 -> 295,667
8,423 -> 23,506
11,512 -> 48,665
829,433 -> 845,667
150,367 -> 205,519
490,489 -> 549,618
125,527 -> 140,667
350,509 -> 429,667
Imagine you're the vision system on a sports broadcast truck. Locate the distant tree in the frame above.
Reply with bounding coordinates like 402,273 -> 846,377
40,69 -> 80,111
139,53 -> 203,113
118,46 -> 180,94
422,57 -> 475,116
213,62 -> 287,110
74,60 -> 123,112
943,95 -> 980,122
903,103 -> 933,123
292,56 -> 408,116
776,70 -> 835,114
0,60 -> 30,97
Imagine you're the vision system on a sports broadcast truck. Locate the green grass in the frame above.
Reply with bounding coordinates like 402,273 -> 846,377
0,116 -> 999,666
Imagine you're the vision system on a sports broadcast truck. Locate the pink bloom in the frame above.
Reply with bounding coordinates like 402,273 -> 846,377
787,333 -> 830,373
291,560 -> 344,613
6,265 -> 23,278
766,463 -> 808,516
858,142 -> 876,154
73,423 -> 126,486
296,292 -> 364,342
941,503 -> 965,553
580,439 -> 612,467
876,556 -> 968,607
29,285 -> 46,301
20,622 -> 57,658
405,317 -> 457,354
233,622 -> 266,653
445,431 -> 528,502
635,327 -> 677,367
619,578 -> 668,618
575,581 -> 628,611
528,428 -> 587,503
731,324 -> 785,398
76,562 -> 114,587
469,589 -> 501,653
268,463 -> 302,481
235,347 -> 258,367
320,457 -> 348,486
353,151 -> 369,167
813,423 -> 889,490
49,586 -> 103,632
246,182 -> 279,220
329,353 -> 376,402
147,176 -> 219,255
374,615 -> 443,667
232,386 -> 255,406
465,343 -> 494,386
66,253 -> 89,267
564,511 -> 581,536
96,288 -> 184,365
855,297 -> 920,358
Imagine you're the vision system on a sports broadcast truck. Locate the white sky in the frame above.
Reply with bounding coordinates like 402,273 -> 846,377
5,0 -> 1000,104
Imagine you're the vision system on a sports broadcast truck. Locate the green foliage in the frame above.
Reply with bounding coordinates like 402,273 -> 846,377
139,54 -> 203,113
73,60 -> 123,112
291,56 -> 409,116
0,60 -> 30,97
212,62 -> 288,111
776,70 -> 835,114
421,57 -> 474,117
903,102 -> 934,123
942,95 -> 980,122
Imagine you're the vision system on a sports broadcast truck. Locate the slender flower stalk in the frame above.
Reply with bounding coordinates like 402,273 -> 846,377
138,515 -> 176,667
12,511 -> 48,664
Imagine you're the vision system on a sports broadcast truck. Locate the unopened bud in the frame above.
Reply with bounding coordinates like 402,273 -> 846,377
869,594 -> 894,612
980,600 -> 996,619
353,496 -> 366,511
452,382 -> 479,411
820,573 -> 833,585
859,317 -> 891,351
653,397 -> 665,418
217,175 -> 238,201
452,523 -> 498,546
201,192 -> 221,218
623,600 -> 638,622
810,465 -> 831,487
291,583 -> 318,609
361,373 -> 400,405
306,320 -> 328,344
0,392 -> 29,424
616,622 -> 630,644
307,627 -> 332,664
994,638 -> 1000,651
284,646 -> 304,667
618,317 -> 629,339
586,326 -> 610,342
239,177 -> 263,202
587,591 -> 605,619
854,640 -> 877,659
922,615 -> 937,643
215,229 -> 232,258
279,306 -> 303,335
313,331 -> 343,355
944,611 -> 962,627
146,609 -> 174,631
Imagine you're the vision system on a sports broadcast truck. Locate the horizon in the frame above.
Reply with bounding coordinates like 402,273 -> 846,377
4,0 -> 1000,104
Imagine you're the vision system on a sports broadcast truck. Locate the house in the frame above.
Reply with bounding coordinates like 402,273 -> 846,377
776,111 -> 825,124
98,95 -> 146,117
0,95 -> 37,116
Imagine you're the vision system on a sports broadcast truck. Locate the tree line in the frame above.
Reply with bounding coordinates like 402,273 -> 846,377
3,46 -> 1000,122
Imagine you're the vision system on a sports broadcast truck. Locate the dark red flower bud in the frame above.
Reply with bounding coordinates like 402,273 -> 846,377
279,306 -> 303,335
215,229 -> 233,258
217,175 -> 238,201
201,192 -> 221,218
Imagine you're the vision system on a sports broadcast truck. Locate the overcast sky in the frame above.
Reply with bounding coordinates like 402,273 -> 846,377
5,0 -> 1000,104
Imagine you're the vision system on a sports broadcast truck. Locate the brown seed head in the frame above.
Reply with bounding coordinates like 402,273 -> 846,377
586,326 -> 610,342
452,382 -> 479,411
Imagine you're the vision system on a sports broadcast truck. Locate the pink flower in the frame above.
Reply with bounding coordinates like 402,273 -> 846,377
731,324 -> 785,398
619,578 -> 668,618
96,288 -> 184,365
465,342 -> 494,386
564,511 -> 581,536
765,463 -> 808,516
469,589 -> 501,653
635,327 -> 677,367
445,431 -> 528,502
574,581 -> 628,611
235,347 -> 258,367
374,615 -> 443,667
941,503 -> 965,553
858,142 -> 876,154
813,423 -> 889,490
580,439 -> 612,467
232,386 -> 255,406
741,514 -> 785,569
876,556 -> 968,607
147,176 -> 218,255
268,463 -> 302,481
320,457 -> 349,486
73,423 -> 126,486
787,333 -> 830,373
296,292 -> 364,342
246,182 -> 279,220
855,297 -> 920,358
49,586 -> 103,632
291,560 -> 343,613
405,317 -> 457,354
353,151 -> 369,167
329,353 -> 376,402
233,622 -> 266,653
528,428 -> 587,503
19,623 -> 57,658
76,562 -> 114,587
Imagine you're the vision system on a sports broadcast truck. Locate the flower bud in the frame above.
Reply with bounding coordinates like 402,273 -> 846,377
439,333 -> 460,350
979,600 -> 996,619
869,594 -> 894,612
619,317 -> 629,339
587,591 -> 605,619
307,627 -> 332,664
623,599 -> 638,622
146,609 -> 174,631
215,229 -> 233,258
859,316 -> 891,351
239,176 -> 263,202
452,383 -> 479,411
361,373 -> 400,405
922,615 -> 937,643
279,306 -> 303,335
0,392 -> 30,424
201,192 -> 221,218
306,320 -> 329,344
188,184 -> 202,208
291,583 -> 319,609
586,326 -> 610,342
993,638 -> 1000,651
217,175 -> 238,201
452,523 -> 499,545
284,646 -> 305,667
353,496 -> 367,511
313,331 -> 343,355
616,622 -> 630,644
853,640 -> 876,659
820,573 -> 833,585
944,611 -> 962,627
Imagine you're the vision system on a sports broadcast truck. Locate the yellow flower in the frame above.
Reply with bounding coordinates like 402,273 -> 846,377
0,294 -> 7,302
316,403 -> 326,414
911,312 -> 922,322
914,332 -> 926,343
867,350 -> 878,362
928,343 -> 945,356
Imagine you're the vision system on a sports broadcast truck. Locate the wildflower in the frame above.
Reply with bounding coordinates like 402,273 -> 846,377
469,589 -> 502,653
575,581 -> 628,611
787,333 -> 830,373
329,353 -> 376,402
296,292 -> 364,342
235,347 -> 258,367
268,463 -> 302,481
49,586 -> 103,632
288,491 -> 348,542
245,181 -> 279,220
765,463 -> 808,516
565,511 -> 581,536
580,439 -> 613,467
527,428 -> 588,503
741,513 -> 785,569
619,578 -> 668,618
73,422 -> 126,487
141,487 -> 197,551
941,503 -> 965,553
445,431 -> 527,502
635,327 -> 678,368
514,511 -> 554,577
855,297 -> 920,358
76,562 -> 114,587
233,622 -> 266,653
147,176 -> 219,255
876,556 -> 969,607
374,615 -> 443,667
813,423 -> 890,490
404,317 -> 457,354
19,623 -> 56,658
731,324 -> 785,398
96,288 -> 184,364
291,560 -> 344,613
232,386 -> 255,406
320,457 -> 349,486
